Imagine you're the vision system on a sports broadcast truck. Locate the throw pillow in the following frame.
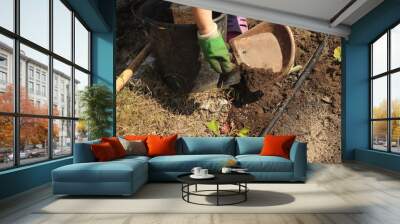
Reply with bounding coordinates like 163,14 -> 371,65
260,135 -> 296,159
124,135 -> 148,141
146,134 -> 178,157
119,138 -> 147,156
101,137 -> 127,158
91,142 -> 117,161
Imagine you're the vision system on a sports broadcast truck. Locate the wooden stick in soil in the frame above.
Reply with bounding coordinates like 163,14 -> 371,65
116,43 -> 152,93
259,37 -> 328,136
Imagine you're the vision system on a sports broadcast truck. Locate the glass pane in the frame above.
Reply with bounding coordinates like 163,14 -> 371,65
372,76 -> 387,119
20,117 -> 49,165
53,0 -> 72,60
75,120 -> 88,143
372,33 -> 387,76
53,119 -> 72,157
391,120 -> 400,153
20,44 -> 49,115
74,69 -> 89,118
0,0 -> 14,31
372,121 -> 388,151
20,0 -> 49,49
74,18 -> 89,70
0,116 -> 14,170
0,34 -> 14,112
53,59 -> 72,117
391,24 -> 400,70
392,72 -> 400,118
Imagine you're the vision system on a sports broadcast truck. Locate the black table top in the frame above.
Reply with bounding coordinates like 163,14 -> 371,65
177,172 -> 255,185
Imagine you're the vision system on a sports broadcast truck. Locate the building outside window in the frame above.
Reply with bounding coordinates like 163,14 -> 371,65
0,0 -> 91,170
371,23 -> 400,153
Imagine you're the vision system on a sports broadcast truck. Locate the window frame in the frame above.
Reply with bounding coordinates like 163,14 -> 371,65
370,20 -> 400,154
0,0 -> 92,171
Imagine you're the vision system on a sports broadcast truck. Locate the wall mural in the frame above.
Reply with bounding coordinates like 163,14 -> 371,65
116,0 -> 342,163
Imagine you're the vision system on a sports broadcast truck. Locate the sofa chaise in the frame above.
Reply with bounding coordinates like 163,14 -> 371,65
52,137 -> 307,196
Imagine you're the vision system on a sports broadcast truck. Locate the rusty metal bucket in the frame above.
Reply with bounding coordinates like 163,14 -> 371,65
230,22 -> 296,75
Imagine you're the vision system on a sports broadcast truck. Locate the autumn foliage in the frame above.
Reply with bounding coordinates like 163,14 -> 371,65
372,99 -> 400,142
0,85 -> 59,150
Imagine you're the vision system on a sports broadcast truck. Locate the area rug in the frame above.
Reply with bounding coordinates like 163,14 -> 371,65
37,183 -> 361,214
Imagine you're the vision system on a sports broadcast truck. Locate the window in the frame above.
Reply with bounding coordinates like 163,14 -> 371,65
0,71 -> 7,85
20,0 -> 49,48
28,81 -> 34,94
53,0 -> 72,60
0,54 -> 7,67
371,23 -> 400,153
74,17 -> 90,70
42,85 -> 46,97
0,0 -> 14,32
28,67 -> 34,80
0,35 -> 13,112
35,84 -> 40,95
0,54 -> 7,86
53,59 -> 72,117
35,70 -> 41,81
0,0 -> 91,170
74,69 -> 89,118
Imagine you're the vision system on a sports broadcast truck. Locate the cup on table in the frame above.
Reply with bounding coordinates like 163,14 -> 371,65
221,167 -> 232,174
191,167 -> 202,176
199,169 -> 208,176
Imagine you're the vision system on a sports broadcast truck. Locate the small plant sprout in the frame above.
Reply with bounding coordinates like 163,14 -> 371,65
333,46 -> 341,62
206,119 -> 220,136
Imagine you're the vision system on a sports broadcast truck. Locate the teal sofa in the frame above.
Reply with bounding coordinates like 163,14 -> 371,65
52,137 -> 307,196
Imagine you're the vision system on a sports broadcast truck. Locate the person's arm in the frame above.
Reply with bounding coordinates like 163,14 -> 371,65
192,7 -> 235,74
192,8 -> 215,35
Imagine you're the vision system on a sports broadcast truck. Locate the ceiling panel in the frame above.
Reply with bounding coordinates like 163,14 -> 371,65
166,0 -> 384,37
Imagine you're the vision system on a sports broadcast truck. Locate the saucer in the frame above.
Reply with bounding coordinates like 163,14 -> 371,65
190,174 -> 215,179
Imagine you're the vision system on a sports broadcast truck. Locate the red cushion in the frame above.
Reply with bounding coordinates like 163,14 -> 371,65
260,135 -> 296,159
146,134 -> 177,157
124,135 -> 148,141
91,142 -> 117,162
101,137 -> 126,158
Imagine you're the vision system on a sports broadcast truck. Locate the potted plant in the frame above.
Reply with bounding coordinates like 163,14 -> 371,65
79,84 -> 113,140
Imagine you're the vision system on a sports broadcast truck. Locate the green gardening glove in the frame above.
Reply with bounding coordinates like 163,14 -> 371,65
198,31 -> 235,74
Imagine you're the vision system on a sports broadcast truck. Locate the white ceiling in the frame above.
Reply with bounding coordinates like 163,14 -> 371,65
166,0 -> 384,37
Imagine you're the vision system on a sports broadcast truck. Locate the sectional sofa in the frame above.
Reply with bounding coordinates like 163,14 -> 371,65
52,137 -> 307,196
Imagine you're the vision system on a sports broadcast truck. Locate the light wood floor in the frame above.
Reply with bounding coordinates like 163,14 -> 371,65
1,162 -> 400,224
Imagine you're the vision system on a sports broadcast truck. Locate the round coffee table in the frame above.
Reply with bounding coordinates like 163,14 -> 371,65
177,173 -> 255,206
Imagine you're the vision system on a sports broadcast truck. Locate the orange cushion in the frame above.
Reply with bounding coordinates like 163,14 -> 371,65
101,137 -> 127,158
91,142 -> 117,162
260,135 -> 296,159
146,134 -> 178,157
124,135 -> 148,141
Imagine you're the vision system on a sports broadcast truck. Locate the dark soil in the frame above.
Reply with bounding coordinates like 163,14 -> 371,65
227,28 -> 341,163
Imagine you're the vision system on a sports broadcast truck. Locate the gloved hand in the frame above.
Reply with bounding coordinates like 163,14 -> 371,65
198,23 -> 235,74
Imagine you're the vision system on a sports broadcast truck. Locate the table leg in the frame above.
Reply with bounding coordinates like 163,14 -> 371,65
195,184 -> 198,192
245,183 -> 247,201
217,184 -> 219,206
187,184 -> 190,202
